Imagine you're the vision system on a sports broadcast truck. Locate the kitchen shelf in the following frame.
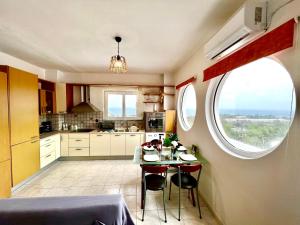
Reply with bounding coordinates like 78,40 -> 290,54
143,93 -> 161,96
163,93 -> 175,96
143,101 -> 160,103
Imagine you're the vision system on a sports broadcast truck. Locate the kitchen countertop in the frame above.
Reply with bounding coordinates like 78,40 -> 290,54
40,130 -> 146,139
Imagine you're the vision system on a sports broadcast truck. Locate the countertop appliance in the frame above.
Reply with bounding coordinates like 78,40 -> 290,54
145,132 -> 165,142
145,112 -> 165,132
40,121 -> 52,133
98,121 -> 115,132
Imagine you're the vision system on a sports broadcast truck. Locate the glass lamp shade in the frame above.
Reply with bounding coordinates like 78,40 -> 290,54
109,55 -> 128,73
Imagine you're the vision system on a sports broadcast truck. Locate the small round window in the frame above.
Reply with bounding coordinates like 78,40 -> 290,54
206,58 -> 296,159
178,84 -> 197,131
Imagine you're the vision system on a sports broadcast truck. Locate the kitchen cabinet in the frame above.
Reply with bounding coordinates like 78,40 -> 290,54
0,72 -> 11,198
54,134 -> 61,159
38,79 -> 56,115
90,133 -> 111,156
40,134 -> 60,169
55,83 -> 67,113
110,134 -> 126,155
5,66 -> 39,146
0,160 -> 11,198
125,133 -> 142,155
61,134 -> 69,156
68,133 -> 89,156
11,139 -> 40,186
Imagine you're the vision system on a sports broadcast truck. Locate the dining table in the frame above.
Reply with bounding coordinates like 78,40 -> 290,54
133,145 -> 201,209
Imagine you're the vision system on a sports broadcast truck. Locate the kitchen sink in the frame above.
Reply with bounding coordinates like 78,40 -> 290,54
71,128 -> 95,133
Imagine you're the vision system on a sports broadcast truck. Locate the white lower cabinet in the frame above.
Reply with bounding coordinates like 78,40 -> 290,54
126,134 -> 142,155
69,147 -> 89,156
60,134 -> 69,156
68,133 -> 90,156
110,134 -> 126,155
90,133 -> 111,156
54,134 -> 61,159
40,135 -> 57,169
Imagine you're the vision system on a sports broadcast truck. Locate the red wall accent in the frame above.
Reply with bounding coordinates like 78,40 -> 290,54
66,84 -> 73,112
203,19 -> 296,81
176,76 -> 196,90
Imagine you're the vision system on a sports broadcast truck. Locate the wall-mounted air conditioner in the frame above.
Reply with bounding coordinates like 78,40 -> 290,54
204,1 -> 267,60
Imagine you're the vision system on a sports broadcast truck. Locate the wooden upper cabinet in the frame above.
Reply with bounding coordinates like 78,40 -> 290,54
7,67 -> 39,145
0,72 -> 10,162
55,83 -> 67,113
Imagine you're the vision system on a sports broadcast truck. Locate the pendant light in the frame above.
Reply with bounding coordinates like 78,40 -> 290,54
109,36 -> 128,73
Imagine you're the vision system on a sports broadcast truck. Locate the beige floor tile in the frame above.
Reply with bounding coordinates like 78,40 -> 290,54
12,160 -> 219,225
120,184 -> 137,196
158,209 -> 185,224
136,210 -> 161,225
102,184 -> 120,194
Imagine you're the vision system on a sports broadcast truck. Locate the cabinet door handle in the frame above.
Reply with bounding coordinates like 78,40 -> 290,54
46,154 -> 52,158
97,135 -> 103,137
130,134 -> 136,136
31,136 -> 38,139
75,139 -> 82,142
75,148 -> 82,151
115,134 -> 121,136
31,140 -> 38,144
45,144 -> 51,147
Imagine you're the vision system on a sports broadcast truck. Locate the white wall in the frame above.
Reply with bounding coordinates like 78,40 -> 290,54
59,71 -> 164,86
174,1 -> 300,225
0,51 -> 45,78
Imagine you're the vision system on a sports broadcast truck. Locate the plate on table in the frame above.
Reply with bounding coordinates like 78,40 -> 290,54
143,146 -> 155,151
177,146 -> 187,151
180,154 -> 197,161
144,155 -> 159,162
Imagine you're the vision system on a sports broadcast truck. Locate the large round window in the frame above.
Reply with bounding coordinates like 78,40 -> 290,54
178,84 -> 197,131
206,58 -> 296,159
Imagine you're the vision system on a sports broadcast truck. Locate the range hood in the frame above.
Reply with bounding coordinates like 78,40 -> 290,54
71,86 -> 100,113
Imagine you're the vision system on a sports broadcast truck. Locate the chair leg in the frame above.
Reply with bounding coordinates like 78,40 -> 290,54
196,186 -> 202,219
169,181 -> 172,200
178,185 -> 181,221
191,188 -> 196,207
163,189 -> 167,223
142,190 -> 146,221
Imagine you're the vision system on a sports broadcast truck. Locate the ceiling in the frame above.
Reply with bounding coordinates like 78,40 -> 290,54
0,0 -> 245,74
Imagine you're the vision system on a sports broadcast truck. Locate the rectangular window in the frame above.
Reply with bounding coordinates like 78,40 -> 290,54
105,91 -> 139,119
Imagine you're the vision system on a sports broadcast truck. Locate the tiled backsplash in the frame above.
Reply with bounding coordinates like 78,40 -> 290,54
40,112 -> 144,131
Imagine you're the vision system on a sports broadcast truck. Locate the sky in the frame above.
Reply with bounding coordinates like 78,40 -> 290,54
217,58 -> 296,112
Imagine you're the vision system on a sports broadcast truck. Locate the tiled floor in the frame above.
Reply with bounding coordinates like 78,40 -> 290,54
12,160 -> 219,225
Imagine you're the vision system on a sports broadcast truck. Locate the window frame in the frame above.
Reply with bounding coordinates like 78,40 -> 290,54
177,84 -> 197,131
104,91 -> 139,120
205,58 -> 296,159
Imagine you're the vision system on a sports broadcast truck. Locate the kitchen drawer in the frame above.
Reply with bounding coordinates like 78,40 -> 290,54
68,133 -> 89,139
40,136 -> 55,146
40,141 -> 56,158
69,138 -> 89,148
69,147 -> 89,156
40,151 -> 56,169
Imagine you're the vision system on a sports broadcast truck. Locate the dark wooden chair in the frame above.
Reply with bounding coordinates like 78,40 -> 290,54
169,164 -> 202,221
141,165 -> 169,223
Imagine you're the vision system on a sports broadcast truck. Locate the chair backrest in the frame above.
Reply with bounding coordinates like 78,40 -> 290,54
179,164 -> 202,182
180,164 -> 202,173
150,139 -> 162,146
141,142 -> 151,147
142,165 -> 169,174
